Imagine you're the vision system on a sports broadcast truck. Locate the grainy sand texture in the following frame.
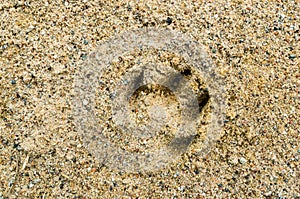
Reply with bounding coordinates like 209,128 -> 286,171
0,0 -> 299,198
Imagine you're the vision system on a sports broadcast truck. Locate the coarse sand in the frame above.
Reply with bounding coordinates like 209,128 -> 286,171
0,0 -> 299,198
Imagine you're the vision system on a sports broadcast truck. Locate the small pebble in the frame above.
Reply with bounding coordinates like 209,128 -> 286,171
83,99 -> 89,105
83,40 -> 89,45
289,54 -> 296,60
173,172 -> 179,177
166,17 -> 172,25
28,181 -> 34,188
239,157 -> 247,164
33,179 -> 41,184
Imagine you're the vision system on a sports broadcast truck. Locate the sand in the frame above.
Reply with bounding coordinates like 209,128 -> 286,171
0,0 -> 299,198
